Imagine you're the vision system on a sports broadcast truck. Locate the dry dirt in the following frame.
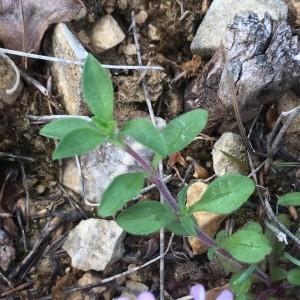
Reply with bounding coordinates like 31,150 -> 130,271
0,0 -> 300,299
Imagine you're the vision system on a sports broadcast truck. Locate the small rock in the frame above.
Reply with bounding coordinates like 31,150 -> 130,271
118,0 -> 128,10
135,10 -> 148,24
277,90 -> 300,133
191,0 -> 288,56
123,44 -> 137,55
51,23 -> 89,115
62,218 -> 125,271
91,15 -> 125,53
0,245 -> 15,271
186,182 -> 227,255
148,24 -> 160,41
120,280 -> 149,300
78,273 -> 106,294
212,132 -> 249,176
77,30 -> 90,44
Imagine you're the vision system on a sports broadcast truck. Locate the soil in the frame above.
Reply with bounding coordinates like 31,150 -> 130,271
0,0 -> 300,299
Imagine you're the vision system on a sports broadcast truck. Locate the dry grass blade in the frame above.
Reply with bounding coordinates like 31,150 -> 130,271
265,105 -> 300,172
226,65 -> 256,157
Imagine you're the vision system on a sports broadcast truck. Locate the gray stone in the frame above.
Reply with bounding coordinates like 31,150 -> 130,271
191,0 -> 288,56
51,23 -> 89,115
63,118 -> 166,205
91,15 -> 125,53
63,218 -> 125,271
212,132 -> 249,176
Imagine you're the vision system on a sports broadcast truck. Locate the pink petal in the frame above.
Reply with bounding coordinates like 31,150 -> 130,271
137,291 -> 156,300
216,289 -> 234,300
190,284 -> 206,300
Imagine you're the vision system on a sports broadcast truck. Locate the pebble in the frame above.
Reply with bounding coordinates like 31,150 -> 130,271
191,0 -> 288,56
135,10 -> 148,24
123,44 -> 137,55
51,23 -> 89,115
120,280 -> 149,300
90,15 -> 125,53
62,218 -> 125,271
212,132 -> 249,177
186,181 -> 227,255
277,90 -> 300,133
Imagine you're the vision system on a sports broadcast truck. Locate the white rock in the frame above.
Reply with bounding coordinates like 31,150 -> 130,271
91,15 -> 125,53
212,132 -> 249,176
63,218 -> 125,271
51,23 -> 88,115
120,280 -> 149,300
123,44 -> 137,55
191,0 -> 288,56
135,10 -> 148,24
148,24 -> 160,41
63,118 -> 166,205
277,90 -> 300,133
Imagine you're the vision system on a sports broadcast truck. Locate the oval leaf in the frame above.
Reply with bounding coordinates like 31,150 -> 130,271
162,109 -> 208,155
40,117 -> 95,139
82,54 -> 114,122
287,268 -> 300,286
120,118 -> 168,157
117,201 -> 175,235
278,192 -> 300,206
187,174 -> 255,214
98,173 -> 145,217
219,229 -> 272,263
53,128 -> 106,159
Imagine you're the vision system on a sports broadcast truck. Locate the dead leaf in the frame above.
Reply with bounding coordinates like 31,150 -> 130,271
0,0 -> 82,67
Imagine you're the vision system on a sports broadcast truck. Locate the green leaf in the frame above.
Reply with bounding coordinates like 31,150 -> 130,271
119,118 -> 168,157
219,229 -> 272,263
181,215 -> 197,236
284,252 -> 300,267
277,192 -> 300,206
40,118 -> 96,139
242,222 -> 263,233
271,267 -> 287,281
116,201 -> 175,235
187,174 -> 255,214
162,109 -> 208,155
231,268 -> 253,295
98,173 -> 145,217
166,217 -> 193,236
178,185 -> 189,210
53,128 -> 106,159
287,268 -> 300,286
82,54 -> 114,122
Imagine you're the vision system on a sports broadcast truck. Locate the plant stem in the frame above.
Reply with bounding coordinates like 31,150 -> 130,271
123,142 -> 271,286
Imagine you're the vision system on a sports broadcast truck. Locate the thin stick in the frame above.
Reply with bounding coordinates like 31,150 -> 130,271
226,65 -> 256,157
0,48 -> 164,71
19,69 -> 48,96
131,11 -> 165,299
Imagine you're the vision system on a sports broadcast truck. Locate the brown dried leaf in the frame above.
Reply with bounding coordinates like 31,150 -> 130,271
0,0 -> 82,66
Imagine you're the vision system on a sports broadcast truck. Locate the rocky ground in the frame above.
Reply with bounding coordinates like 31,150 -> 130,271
1,0 -> 300,299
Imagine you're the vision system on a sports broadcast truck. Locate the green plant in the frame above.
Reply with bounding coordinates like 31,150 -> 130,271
40,54 -> 292,298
